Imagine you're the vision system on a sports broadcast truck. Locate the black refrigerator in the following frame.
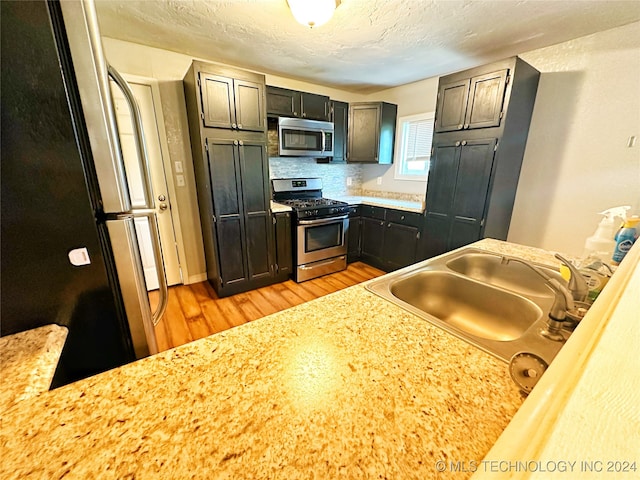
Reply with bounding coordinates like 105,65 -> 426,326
1,0 -> 168,387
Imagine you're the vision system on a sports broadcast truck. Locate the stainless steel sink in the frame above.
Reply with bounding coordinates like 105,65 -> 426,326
446,252 -> 564,299
366,248 -> 568,364
390,271 -> 542,341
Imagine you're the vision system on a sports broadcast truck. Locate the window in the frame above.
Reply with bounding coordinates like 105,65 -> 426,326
394,112 -> 435,181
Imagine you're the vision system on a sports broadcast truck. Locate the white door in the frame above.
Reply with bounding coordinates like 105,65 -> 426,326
111,80 -> 182,290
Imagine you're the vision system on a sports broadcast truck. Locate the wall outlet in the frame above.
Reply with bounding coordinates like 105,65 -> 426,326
176,174 -> 185,187
376,177 -> 383,185
346,177 -> 352,186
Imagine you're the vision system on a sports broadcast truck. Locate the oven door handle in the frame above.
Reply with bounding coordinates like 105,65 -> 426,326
298,215 -> 348,226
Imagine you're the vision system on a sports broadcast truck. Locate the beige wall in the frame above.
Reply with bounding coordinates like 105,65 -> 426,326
360,77 -> 439,196
510,21 -> 640,256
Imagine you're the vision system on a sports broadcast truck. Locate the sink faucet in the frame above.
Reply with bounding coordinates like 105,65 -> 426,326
554,253 -> 589,302
500,256 -> 574,341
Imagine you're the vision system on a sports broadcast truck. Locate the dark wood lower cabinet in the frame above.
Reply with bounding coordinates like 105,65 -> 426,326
349,206 -> 422,272
360,217 -> 386,267
347,207 -> 361,262
273,212 -> 293,280
383,222 -> 420,271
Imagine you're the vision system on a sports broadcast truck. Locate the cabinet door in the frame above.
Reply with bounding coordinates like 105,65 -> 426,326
274,212 -> 292,276
206,139 -> 246,286
266,86 -> 299,117
234,80 -> 265,132
384,223 -> 419,270
464,70 -> 508,130
331,101 -> 348,163
434,79 -> 470,133
347,215 -> 361,261
361,216 -> 385,261
348,103 -> 381,162
423,142 -> 461,258
449,139 -> 496,249
200,73 -> 236,129
300,92 -> 329,120
238,141 -> 272,281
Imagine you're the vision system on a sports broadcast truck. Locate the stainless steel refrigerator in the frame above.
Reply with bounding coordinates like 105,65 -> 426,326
1,0 -> 168,387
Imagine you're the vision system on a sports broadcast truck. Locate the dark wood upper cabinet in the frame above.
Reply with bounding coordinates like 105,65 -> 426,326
300,92 -> 329,120
266,86 -> 330,121
199,72 -> 265,132
266,87 -> 298,117
200,73 -> 235,130
434,79 -> 470,133
347,102 -> 397,164
434,69 -> 508,133
330,100 -> 348,163
233,80 -> 266,132
424,57 -> 540,257
465,70 -> 509,130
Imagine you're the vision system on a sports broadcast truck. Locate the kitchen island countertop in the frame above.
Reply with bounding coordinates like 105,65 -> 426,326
0,240 -> 571,479
0,324 -> 68,413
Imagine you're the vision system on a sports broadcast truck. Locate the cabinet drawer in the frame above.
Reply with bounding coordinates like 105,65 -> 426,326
386,209 -> 422,228
361,205 -> 386,220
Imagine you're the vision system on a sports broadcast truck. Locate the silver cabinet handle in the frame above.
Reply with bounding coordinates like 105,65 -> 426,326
232,122 -> 237,128
238,123 -> 243,129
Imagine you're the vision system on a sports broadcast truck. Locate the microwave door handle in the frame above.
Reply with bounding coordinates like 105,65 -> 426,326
107,65 -> 155,210
321,129 -> 326,152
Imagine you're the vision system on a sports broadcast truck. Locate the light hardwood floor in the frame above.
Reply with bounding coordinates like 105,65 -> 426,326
149,262 -> 385,352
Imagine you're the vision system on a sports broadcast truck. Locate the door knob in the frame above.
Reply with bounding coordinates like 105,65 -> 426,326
158,194 -> 166,202
159,203 -> 168,211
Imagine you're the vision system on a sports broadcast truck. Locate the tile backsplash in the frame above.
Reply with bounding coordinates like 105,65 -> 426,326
269,156 -> 363,197
267,122 -> 423,202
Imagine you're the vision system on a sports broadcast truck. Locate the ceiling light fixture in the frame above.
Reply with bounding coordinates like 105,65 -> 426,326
287,0 -> 341,28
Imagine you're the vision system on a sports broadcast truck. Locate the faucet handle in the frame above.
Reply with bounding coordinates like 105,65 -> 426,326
555,254 -> 589,302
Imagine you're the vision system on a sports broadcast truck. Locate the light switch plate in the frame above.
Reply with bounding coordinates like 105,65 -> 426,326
176,174 -> 185,187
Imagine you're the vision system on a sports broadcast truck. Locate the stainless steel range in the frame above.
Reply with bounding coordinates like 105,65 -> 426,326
272,178 -> 349,282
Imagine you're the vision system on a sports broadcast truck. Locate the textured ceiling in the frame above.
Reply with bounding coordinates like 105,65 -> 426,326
95,0 -> 640,93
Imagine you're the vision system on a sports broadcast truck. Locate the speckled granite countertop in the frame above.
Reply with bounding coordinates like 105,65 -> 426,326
334,195 -> 424,213
0,324 -> 68,413
0,240 -> 551,479
270,200 -> 292,213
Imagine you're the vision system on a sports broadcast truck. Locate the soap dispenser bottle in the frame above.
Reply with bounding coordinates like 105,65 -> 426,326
612,216 -> 640,265
583,206 -> 630,261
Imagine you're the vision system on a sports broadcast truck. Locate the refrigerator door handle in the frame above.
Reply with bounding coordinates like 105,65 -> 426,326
132,210 -> 169,326
107,216 -> 159,357
107,65 -> 155,210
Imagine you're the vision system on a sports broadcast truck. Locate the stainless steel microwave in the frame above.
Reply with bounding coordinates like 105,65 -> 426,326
278,117 -> 334,157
